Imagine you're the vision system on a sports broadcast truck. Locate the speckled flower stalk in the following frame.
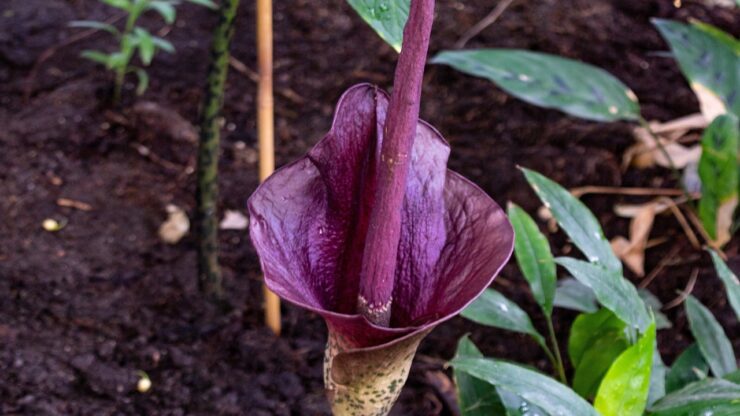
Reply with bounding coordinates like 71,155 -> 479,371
247,1 -> 513,414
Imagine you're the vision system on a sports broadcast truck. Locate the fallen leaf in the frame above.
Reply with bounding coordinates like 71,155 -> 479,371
714,197 -> 737,247
219,210 -> 249,230
158,204 -> 189,244
691,82 -> 728,121
611,203 -> 656,276
626,114 -> 707,170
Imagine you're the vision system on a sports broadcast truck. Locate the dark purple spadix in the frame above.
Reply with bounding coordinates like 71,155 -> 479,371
247,0 -> 513,414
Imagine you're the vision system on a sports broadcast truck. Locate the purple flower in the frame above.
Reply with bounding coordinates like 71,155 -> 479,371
247,1 -> 512,414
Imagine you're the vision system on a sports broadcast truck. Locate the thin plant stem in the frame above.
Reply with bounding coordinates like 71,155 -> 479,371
257,0 -> 281,335
196,0 -> 241,300
113,12 -> 138,104
545,316 -> 567,384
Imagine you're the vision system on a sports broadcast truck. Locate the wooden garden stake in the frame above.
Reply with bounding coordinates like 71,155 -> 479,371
196,0 -> 241,299
257,0 -> 281,335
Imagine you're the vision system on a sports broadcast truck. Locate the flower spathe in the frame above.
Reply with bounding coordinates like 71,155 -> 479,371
248,84 -> 514,415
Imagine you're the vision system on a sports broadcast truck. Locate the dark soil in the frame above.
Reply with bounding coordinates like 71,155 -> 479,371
1,0 -> 738,414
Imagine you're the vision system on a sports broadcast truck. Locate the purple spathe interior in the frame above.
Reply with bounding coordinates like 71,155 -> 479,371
248,83 -> 514,349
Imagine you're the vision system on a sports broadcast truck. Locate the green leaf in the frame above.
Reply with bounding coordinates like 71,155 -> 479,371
724,370 -> 740,384
451,358 -> 599,416
508,203 -> 557,316
134,28 -> 156,65
639,289 -> 673,329
461,289 -> 547,348
101,0 -> 132,10
69,20 -> 120,36
497,389 -> 548,416
147,0 -> 177,24
698,114 -> 740,244
347,0 -> 409,52
521,168 -> 622,273
666,343 -> 709,393
553,278 -> 599,313
454,336 -> 507,416
709,249 -> 740,320
653,19 -> 740,117
184,0 -> 218,10
649,350 -> 668,407
80,50 -> 112,67
556,257 -> 650,331
595,322 -> 657,416
648,378 -> 740,415
132,67 -> 149,95
568,309 -> 630,398
685,295 -> 737,377
152,36 -> 175,53
431,49 -> 640,122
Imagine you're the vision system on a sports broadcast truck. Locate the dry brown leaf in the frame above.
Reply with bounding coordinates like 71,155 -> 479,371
626,114 -> 707,169
158,204 -> 189,244
714,196 -> 738,247
610,203 -> 657,276
691,82 -> 728,121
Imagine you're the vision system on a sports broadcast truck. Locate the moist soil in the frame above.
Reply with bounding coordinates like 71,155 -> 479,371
1,0 -> 738,414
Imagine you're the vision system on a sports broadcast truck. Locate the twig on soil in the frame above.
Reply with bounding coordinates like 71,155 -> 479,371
664,268 -> 699,310
570,186 -> 685,198
229,56 -> 306,105
454,0 -> 515,49
639,242 -> 683,289
129,143 -> 184,172
24,13 -> 127,101
57,198 -> 93,211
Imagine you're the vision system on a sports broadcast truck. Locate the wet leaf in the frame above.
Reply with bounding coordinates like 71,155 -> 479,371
522,168 -> 622,273
556,258 -> 650,331
666,343 -> 709,393
451,357 -> 599,416
649,350 -> 668,407
553,278 -> 599,313
462,289 -> 546,348
685,295 -> 737,377
431,49 -> 640,121
708,250 -> 740,320
638,289 -> 672,330
648,378 -> 740,415
698,114 -> 740,246
454,336 -> 507,416
347,0 -> 409,52
498,388 -> 548,416
653,19 -> 739,118
508,203 -> 556,316
594,322 -> 657,416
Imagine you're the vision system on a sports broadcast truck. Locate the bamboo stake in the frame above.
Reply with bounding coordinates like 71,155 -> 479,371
196,0 -> 241,299
257,0 -> 280,335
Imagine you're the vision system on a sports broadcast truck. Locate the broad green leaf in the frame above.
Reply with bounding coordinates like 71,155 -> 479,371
569,309 -> 628,367
508,203 -> 557,315
451,358 -> 599,416
568,309 -> 630,398
147,0 -> 176,24
648,378 -> 740,415
498,389 -> 548,416
649,350 -> 668,407
454,336 -> 507,416
134,28 -> 155,65
184,0 -> 218,10
595,322 -> 656,416
709,249 -> 740,320
666,343 -> 709,393
724,370 -> 740,384
653,19 -> 740,117
698,115 -> 739,245
152,36 -> 175,54
347,0 -> 409,52
556,257 -> 650,331
685,295 -> 737,377
101,0 -> 132,10
80,50 -> 112,67
431,49 -> 640,122
553,278 -> 599,313
461,289 -> 547,348
522,168 -> 622,273
639,289 -> 673,329
69,20 -> 120,36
